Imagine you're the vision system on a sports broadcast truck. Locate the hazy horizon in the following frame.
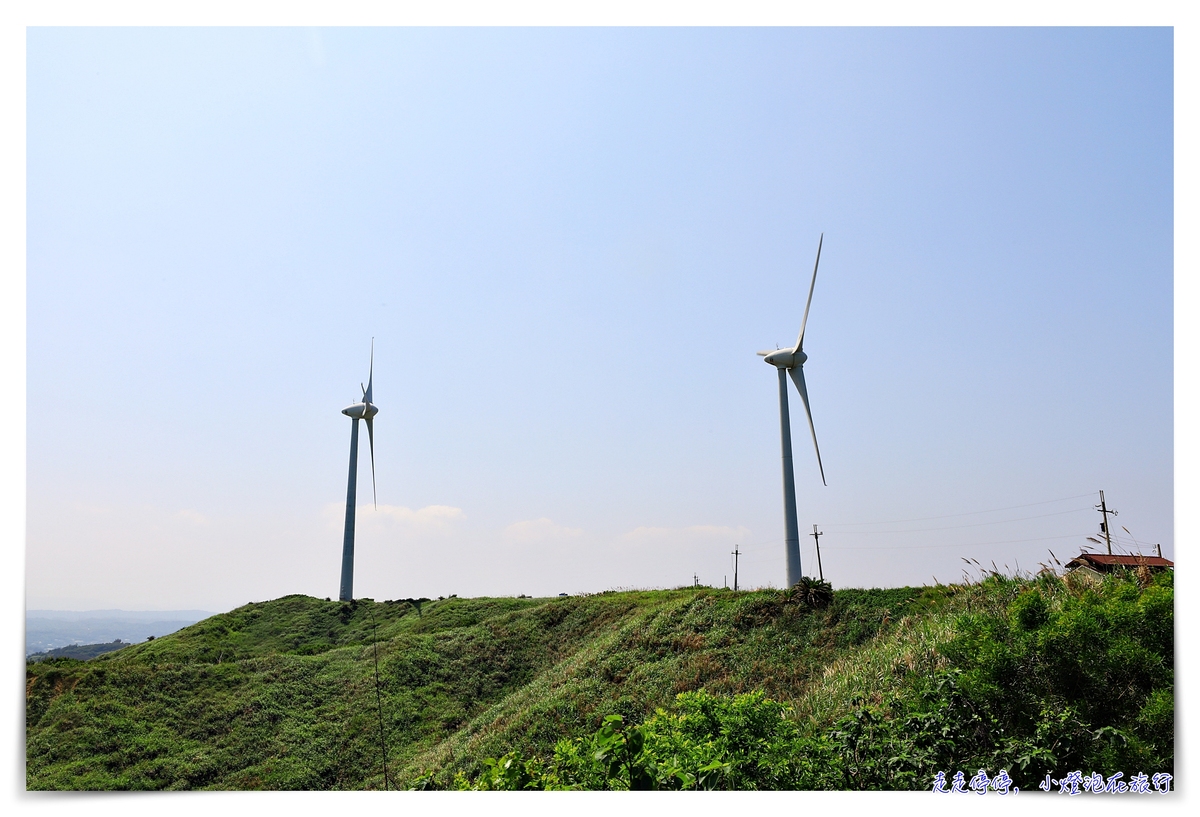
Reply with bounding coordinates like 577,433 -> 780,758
27,609 -> 219,618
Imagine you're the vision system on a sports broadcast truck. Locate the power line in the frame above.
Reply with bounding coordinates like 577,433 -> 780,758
1105,533 -> 1159,549
832,532 -> 1092,551
366,603 -> 390,791
729,525 -> 1161,551
823,506 -> 1091,535
823,493 -> 1096,527
718,491 -> 1144,556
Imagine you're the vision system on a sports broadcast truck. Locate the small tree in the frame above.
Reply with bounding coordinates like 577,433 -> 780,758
792,576 -> 834,609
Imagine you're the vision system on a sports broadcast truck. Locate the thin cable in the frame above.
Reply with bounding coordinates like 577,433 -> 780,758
825,506 -> 1093,535
1106,531 -> 1159,547
832,532 -> 1092,550
824,492 -> 1096,527
367,603 -> 390,791
731,507 -> 1089,551
715,494 -> 1106,554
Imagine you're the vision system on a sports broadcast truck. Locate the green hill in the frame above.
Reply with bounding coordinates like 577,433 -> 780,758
25,570 -> 1173,791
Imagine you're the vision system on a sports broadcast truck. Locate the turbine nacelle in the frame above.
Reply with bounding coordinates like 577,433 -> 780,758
760,348 -> 807,369
341,402 -> 379,420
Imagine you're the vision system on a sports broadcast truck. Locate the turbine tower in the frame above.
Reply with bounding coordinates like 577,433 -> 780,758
758,235 -> 827,588
339,340 -> 378,602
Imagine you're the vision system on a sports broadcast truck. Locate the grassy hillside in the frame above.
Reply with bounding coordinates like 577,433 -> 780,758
25,570 -> 1173,791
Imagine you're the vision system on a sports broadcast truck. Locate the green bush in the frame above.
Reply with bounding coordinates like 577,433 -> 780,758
448,571 -> 1173,791
898,570 -> 1173,787
447,691 -> 817,790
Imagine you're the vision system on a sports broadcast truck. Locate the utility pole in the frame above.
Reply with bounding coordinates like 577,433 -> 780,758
731,545 -> 741,592
1156,543 -> 1162,559
810,525 -> 824,581
693,573 -> 698,588
1096,490 -> 1117,555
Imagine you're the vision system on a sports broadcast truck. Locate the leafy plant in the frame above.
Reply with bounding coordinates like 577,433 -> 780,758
793,577 -> 834,609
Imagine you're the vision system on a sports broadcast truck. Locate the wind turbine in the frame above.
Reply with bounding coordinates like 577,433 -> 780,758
758,234 -> 827,589
339,340 -> 379,602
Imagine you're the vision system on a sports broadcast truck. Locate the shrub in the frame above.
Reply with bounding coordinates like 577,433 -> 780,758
447,572 -> 1172,791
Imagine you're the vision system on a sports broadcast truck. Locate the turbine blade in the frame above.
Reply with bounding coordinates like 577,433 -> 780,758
364,338 -> 374,404
756,350 -> 773,357
787,366 -> 826,486
365,416 -> 377,508
796,233 -> 823,351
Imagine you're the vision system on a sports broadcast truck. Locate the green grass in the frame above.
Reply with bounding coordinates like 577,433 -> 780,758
26,573 -> 1171,791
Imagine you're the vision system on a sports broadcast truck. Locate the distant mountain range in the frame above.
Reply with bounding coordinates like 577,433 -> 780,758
25,610 -> 217,655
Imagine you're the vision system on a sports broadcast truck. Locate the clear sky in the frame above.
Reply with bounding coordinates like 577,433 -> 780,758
25,27 -> 1173,612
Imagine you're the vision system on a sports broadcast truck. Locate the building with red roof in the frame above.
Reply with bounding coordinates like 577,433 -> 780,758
1065,552 -> 1173,579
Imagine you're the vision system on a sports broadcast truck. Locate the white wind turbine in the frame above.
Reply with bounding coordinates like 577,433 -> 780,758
338,340 -> 379,602
758,235 -> 827,588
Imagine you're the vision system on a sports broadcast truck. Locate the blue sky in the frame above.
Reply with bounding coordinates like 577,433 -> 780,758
24,27 -> 1173,611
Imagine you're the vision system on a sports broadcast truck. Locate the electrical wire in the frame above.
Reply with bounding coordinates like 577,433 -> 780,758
824,506 -> 1092,535
715,493 -> 1167,556
822,492 -> 1097,527
366,603 -> 390,791
829,532 -> 1093,551
730,508 -> 1090,552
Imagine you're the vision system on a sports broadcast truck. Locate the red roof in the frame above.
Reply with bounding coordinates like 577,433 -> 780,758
1067,553 -> 1173,569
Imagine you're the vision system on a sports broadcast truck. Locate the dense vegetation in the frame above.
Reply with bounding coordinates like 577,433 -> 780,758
26,570 -> 1172,791
447,570 -> 1174,790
